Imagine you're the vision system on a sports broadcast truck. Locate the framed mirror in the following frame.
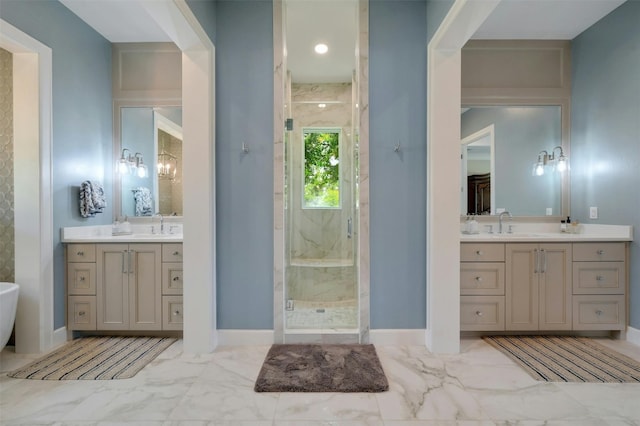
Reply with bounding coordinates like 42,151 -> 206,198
460,104 -> 568,217
114,101 -> 183,218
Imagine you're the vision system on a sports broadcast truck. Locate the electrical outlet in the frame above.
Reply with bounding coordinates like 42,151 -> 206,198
546,208 -> 552,215
589,206 -> 598,219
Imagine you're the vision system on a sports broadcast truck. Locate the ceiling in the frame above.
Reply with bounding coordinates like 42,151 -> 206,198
60,0 -> 627,82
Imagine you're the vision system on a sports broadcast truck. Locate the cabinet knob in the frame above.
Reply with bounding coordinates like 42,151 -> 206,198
173,276 -> 180,281
173,251 -> 180,256
173,310 -> 181,316
79,276 -> 85,281
597,249 -> 605,255
595,310 -> 603,316
475,276 -> 483,282
475,311 -> 483,317
596,275 -> 603,281
476,250 -> 483,256
78,311 -> 86,317
77,251 -> 84,256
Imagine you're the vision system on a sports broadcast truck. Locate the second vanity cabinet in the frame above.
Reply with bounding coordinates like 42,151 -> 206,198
461,240 -> 627,333
67,242 -> 183,331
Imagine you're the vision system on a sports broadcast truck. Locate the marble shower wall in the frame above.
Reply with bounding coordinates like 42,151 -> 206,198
0,48 -> 14,282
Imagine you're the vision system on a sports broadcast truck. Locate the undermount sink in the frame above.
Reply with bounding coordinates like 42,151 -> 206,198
112,233 -> 181,239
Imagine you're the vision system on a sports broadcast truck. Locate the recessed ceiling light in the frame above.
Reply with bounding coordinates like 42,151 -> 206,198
314,43 -> 328,54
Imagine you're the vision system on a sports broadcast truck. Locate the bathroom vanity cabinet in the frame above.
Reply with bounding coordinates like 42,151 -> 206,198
460,241 -> 627,333
66,242 -> 183,331
505,243 -> 572,331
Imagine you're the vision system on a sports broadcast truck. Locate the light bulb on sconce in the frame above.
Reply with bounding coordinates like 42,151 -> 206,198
134,153 -> 147,178
118,148 -> 132,175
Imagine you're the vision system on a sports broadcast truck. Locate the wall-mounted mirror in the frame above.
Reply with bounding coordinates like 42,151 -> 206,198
116,105 -> 183,218
460,105 -> 566,217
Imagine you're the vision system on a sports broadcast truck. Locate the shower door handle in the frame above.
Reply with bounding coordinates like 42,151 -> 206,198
347,217 -> 353,239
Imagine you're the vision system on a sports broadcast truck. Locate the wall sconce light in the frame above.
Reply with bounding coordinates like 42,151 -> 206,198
532,146 -> 569,176
157,150 -> 178,180
118,148 -> 147,178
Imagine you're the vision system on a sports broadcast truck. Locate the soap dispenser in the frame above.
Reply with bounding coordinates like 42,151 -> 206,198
468,215 -> 479,234
121,215 -> 132,235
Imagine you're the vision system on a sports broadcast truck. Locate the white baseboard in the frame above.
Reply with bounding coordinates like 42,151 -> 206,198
216,329 -> 429,346
369,329 -> 426,346
626,326 -> 640,346
52,326 -> 68,349
217,330 -> 274,346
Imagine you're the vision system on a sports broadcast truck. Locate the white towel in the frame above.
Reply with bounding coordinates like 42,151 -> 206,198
132,187 -> 153,216
79,180 -> 106,218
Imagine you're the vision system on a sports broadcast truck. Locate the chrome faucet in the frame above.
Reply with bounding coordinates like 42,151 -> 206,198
498,211 -> 512,234
155,212 -> 164,234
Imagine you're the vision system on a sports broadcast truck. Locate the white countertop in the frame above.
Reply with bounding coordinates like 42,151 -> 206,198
62,225 -> 183,243
460,223 -> 633,242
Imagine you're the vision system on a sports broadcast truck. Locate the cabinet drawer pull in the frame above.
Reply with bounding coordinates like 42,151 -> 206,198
475,311 -> 483,317
596,275 -> 604,281
173,310 -> 181,316
79,276 -> 85,281
78,311 -> 86,317
77,251 -> 84,256
173,276 -> 180,281
475,276 -> 483,282
475,250 -> 483,256
597,249 -> 605,255
595,310 -> 603,316
173,251 -> 181,256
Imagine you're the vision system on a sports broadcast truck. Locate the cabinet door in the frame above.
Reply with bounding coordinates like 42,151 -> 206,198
97,244 -> 129,330
506,244 -> 539,330
538,243 -> 572,330
129,244 -> 162,330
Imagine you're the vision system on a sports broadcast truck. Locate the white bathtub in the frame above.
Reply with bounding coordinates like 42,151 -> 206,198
0,282 -> 19,351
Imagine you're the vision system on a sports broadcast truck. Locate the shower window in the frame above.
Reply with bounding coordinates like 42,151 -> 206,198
303,129 -> 341,208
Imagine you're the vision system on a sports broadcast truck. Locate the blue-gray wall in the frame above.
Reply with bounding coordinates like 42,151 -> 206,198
369,0 -> 428,328
215,0 -> 274,328
571,1 -> 640,328
1,1 -> 113,329
187,0 -> 217,44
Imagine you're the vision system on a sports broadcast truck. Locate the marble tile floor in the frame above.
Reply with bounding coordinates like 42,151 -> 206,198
1,337 -> 640,425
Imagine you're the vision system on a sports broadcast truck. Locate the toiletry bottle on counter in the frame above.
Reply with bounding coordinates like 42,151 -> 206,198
560,220 -> 567,233
468,215 -> 479,234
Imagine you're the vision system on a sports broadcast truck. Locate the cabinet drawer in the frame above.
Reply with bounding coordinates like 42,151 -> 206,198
573,262 -> 625,295
67,244 -> 96,262
162,243 -> 183,262
460,296 -> 505,331
460,263 -> 504,295
461,243 -> 504,262
68,296 -> 96,330
162,295 -> 183,330
67,263 -> 96,295
573,243 -> 625,262
162,263 -> 183,295
572,295 -> 625,330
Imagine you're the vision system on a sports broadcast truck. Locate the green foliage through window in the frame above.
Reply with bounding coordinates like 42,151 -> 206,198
304,130 -> 340,208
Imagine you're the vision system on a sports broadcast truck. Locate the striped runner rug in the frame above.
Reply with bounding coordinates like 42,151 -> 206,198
483,335 -> 640,383
7,336 -> 176,380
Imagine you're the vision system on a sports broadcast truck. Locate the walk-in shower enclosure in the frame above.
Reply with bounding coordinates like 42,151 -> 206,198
274,0 -> 369,343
